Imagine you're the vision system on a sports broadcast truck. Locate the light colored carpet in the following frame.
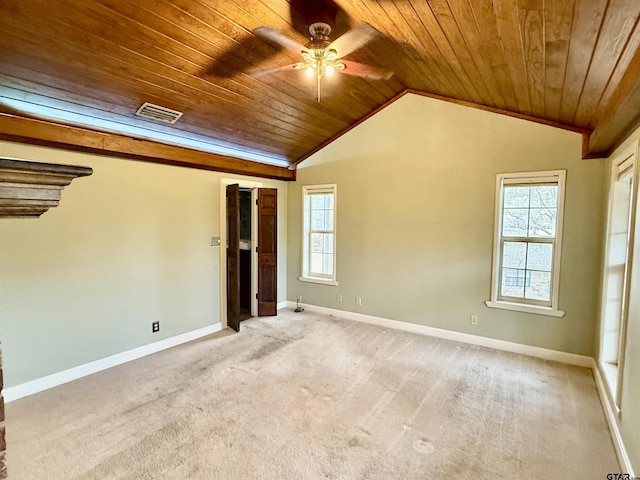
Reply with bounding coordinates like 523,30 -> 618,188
6,309 -> 619,479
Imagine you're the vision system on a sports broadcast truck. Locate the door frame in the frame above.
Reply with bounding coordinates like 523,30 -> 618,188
220,178 -> 262,328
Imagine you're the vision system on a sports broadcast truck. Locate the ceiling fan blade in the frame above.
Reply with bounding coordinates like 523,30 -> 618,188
254,27 -> 306,54
340,60 -> 394,80
328,23 -> 380,58
250,63 -> 300,78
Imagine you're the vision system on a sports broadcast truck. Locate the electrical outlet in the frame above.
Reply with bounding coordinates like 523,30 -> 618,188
152,321 -> 160,333
356,296 -> 362,306
470,315 -> 479,326
337,294 -> 343,303
297,296 -> 302,303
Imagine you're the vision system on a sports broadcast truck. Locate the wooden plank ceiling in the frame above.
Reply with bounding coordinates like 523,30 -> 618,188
1,0 -> 639,180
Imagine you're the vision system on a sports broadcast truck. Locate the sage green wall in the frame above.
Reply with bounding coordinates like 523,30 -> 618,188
288,93 -> 605,356
0,141 -> 287,388
597,127 -> 640,473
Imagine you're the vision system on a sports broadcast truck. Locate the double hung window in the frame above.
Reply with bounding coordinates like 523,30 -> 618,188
300,184 -> 338,285
487,171 -> 566,316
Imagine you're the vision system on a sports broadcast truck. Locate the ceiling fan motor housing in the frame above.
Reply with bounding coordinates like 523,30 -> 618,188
308,22 -> 332,48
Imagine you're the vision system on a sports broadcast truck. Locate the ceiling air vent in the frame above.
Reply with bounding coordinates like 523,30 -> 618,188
135,102 -> 183,124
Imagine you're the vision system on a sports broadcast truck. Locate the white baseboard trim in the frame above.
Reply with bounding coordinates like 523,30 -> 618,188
277,300 -> 288,310
4,323 -> 223,403
592,359 -> 636,476
285,301 -> 592,367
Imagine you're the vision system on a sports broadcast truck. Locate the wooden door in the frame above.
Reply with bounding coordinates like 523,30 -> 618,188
226,184 -> 240,332
257,188 -> 277,316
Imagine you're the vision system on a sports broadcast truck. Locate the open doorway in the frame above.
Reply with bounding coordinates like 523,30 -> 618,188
221,179 -> 261,331
220,179 -> 278,331
238,188 -> 253,322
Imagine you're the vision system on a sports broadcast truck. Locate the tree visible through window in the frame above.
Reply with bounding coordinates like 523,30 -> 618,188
488,171 -> 566,315
501,184 -> 557,302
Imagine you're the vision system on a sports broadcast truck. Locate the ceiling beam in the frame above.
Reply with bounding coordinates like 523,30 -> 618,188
0,113 -> 295,181
588,44 -> 640,157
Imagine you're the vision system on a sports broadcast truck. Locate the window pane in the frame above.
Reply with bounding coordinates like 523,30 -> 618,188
311,195 -> 325,209
525,271 -> 551,301
326,210 -> 334,230
311,233 -> 323,253
501,268 -> 525,297
324,194 -> 334,209
529,208 -> 557,237
503,242 -> 526,268
323,233 -> 334,254
322,253 -> 334,275
502,209 -> 529,236
530,186 -> 557,208
526,243 -> 553,271
503,185 -> 558,238
311,210 -> 325,230
310,253 -> 323,273
504,187 -> 530,208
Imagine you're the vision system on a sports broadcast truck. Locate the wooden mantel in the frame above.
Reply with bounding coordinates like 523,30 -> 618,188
0,158 -> 92,218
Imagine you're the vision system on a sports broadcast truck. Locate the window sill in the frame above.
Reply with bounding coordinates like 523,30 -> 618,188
299,276 -> 339,286
485,300 -> 565,317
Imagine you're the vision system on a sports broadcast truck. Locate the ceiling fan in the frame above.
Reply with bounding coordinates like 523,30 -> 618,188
251,9 -> 393,102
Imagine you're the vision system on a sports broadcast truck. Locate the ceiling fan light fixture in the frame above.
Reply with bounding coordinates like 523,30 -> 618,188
252,20 -> 390,102
324,49 -> 338,61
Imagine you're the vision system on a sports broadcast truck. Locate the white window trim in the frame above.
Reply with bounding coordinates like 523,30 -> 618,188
300,184 -> 338,286
485,170 -> 566,317
598,140 -> 639,410
298,276 -> 339,286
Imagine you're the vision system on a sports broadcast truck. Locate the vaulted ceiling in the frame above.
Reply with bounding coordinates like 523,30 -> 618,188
1,0 -> 639,180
